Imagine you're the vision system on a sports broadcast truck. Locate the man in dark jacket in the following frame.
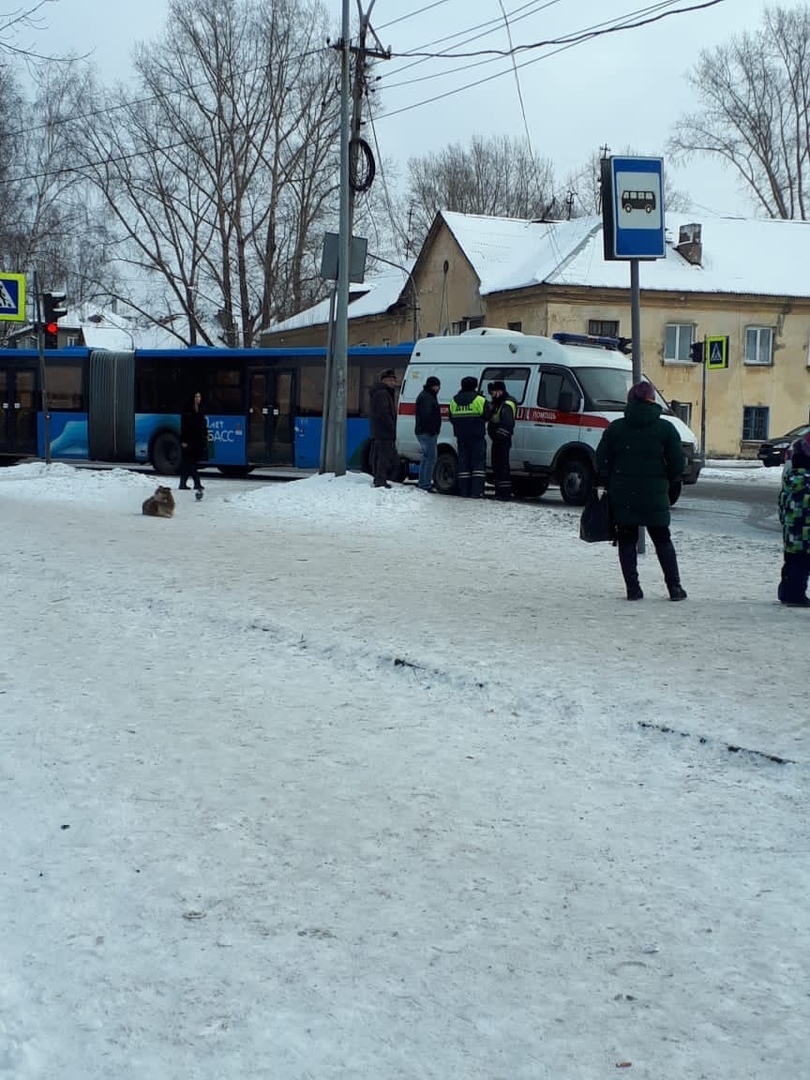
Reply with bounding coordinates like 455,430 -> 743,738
449,376 -> 487,497
596,380 -> 687,601
179,390 -> 209,500
368,368 -> 399,488
415,376 -> 441,491
485,380 -> 516,500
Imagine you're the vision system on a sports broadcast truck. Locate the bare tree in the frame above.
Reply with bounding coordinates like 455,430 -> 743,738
0,59 -> 117,334
404,134 -> 559,247
669,5 -> 810,219
71,0 -> 340,347
0,1 -> 70,64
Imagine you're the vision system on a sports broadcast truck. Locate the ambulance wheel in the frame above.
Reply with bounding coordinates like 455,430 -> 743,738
559,457 -> 593,506
433,450 -> 458,495
513,477 -> 549,499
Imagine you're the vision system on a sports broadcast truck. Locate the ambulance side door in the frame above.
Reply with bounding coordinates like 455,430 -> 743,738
522,365 -> 583,470
480,364 -> 531,468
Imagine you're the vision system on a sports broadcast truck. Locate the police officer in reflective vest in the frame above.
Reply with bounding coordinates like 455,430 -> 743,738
485,380 -> 516,500
448,376 -> 487,497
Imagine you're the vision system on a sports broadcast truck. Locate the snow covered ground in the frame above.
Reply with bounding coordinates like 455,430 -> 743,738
0,462 -> 806,1080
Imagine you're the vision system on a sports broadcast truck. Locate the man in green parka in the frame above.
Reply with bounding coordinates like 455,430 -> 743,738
596,380 -> 687,601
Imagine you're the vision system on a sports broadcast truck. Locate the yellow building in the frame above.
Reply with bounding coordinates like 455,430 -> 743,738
263,212 -> 810,457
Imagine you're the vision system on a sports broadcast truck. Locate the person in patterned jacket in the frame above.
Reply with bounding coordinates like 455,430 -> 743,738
778,433 -> 810,607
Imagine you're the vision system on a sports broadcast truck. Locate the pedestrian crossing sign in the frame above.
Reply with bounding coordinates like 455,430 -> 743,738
705,335 -> 729,370
0,273 -> 26,321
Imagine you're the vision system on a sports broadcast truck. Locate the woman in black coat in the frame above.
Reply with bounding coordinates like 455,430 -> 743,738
596,380 -> 687,601
179,390 -> 209,498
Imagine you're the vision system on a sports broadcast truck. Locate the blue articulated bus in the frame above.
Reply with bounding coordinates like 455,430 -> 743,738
0,343 -> 413,475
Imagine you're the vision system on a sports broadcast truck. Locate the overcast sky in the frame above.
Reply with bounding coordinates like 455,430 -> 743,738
42,0 -> 768,218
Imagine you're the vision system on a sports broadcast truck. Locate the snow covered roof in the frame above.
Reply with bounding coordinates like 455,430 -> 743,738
441,210 -> 810,299
267,267 -> 414,334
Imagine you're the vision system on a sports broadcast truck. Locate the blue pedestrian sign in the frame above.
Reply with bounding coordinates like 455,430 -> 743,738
601,157 -> 666,260
0,273 -> 26,321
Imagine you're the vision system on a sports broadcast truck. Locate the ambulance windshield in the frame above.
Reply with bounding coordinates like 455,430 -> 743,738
575,367 -> 673,413
574,367 -> 631,409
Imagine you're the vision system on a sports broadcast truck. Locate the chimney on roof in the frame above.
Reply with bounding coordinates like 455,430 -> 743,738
675,222 -> 702,266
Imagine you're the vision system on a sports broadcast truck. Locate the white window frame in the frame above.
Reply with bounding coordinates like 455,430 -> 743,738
451,316 -> 483,335
663,323 -> 695,364
745,326 -> 773,366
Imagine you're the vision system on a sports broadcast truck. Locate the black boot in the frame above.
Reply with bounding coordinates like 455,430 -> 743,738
618,542 -> 643,600
655,538 -> 687,600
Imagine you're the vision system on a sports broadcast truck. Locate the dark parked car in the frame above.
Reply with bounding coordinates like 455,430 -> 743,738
757,424 -> 810,467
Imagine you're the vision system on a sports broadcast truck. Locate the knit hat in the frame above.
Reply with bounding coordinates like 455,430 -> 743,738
629,380 -> 656,403
489,380 -> 507,393
460,376 -> 479,391
379,368 -> 397,380
790,439 -> 810,468
425,376 -> 441,389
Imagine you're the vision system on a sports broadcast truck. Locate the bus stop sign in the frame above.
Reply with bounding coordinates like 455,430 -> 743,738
602,157 -> 665,260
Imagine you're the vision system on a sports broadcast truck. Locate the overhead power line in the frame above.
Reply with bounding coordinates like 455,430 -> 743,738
392,0 -> 725,59
378,0 -> 726,118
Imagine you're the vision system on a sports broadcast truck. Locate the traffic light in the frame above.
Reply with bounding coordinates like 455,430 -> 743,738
689,340 -> 704,364
42,291 -> 67,348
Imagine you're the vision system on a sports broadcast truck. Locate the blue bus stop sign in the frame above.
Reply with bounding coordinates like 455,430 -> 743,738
602,157 -> 665,260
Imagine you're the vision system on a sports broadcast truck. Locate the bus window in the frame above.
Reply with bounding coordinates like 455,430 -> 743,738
207,366 -> 242,413
298,364 -> 325,416
47,365 -> 84,410
136,362 -> 183,411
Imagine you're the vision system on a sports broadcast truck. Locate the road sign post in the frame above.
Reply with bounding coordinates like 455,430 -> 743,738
601,156 -> 666,553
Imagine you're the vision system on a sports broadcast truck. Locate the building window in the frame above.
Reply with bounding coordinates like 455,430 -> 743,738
664,323 -> 694,364
507,321 -> 523,332
745,326 -> 773,365
588,319 -> 619,338
742,406 -> 769,441
451,317 -> 483,335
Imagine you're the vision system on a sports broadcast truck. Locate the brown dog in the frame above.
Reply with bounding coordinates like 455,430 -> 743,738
142,486 -> 176,518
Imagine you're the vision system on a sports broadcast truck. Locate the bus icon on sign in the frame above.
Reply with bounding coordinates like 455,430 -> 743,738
621,190 -> 656,213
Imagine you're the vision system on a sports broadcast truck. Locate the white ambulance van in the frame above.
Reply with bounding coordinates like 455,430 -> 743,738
396,329 -> 703,503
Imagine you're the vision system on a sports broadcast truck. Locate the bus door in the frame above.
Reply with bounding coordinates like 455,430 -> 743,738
0,367 -> 38,456
247,368 -> 295,466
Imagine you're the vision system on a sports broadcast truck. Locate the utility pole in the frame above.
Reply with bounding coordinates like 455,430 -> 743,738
323,0 -> 352,476
324,0 -> 390,476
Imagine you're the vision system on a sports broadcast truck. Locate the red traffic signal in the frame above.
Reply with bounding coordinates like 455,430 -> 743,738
45,321 -> 59,336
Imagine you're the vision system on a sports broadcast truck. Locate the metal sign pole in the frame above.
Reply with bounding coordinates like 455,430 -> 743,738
630,258 -> 645,554
700,339 -> 707,466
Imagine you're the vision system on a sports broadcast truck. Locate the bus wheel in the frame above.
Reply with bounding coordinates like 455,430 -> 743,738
217,465 -> 254,478
559,456 -> 593,506
150,430 -> 183,475
433,450 -> 458,495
